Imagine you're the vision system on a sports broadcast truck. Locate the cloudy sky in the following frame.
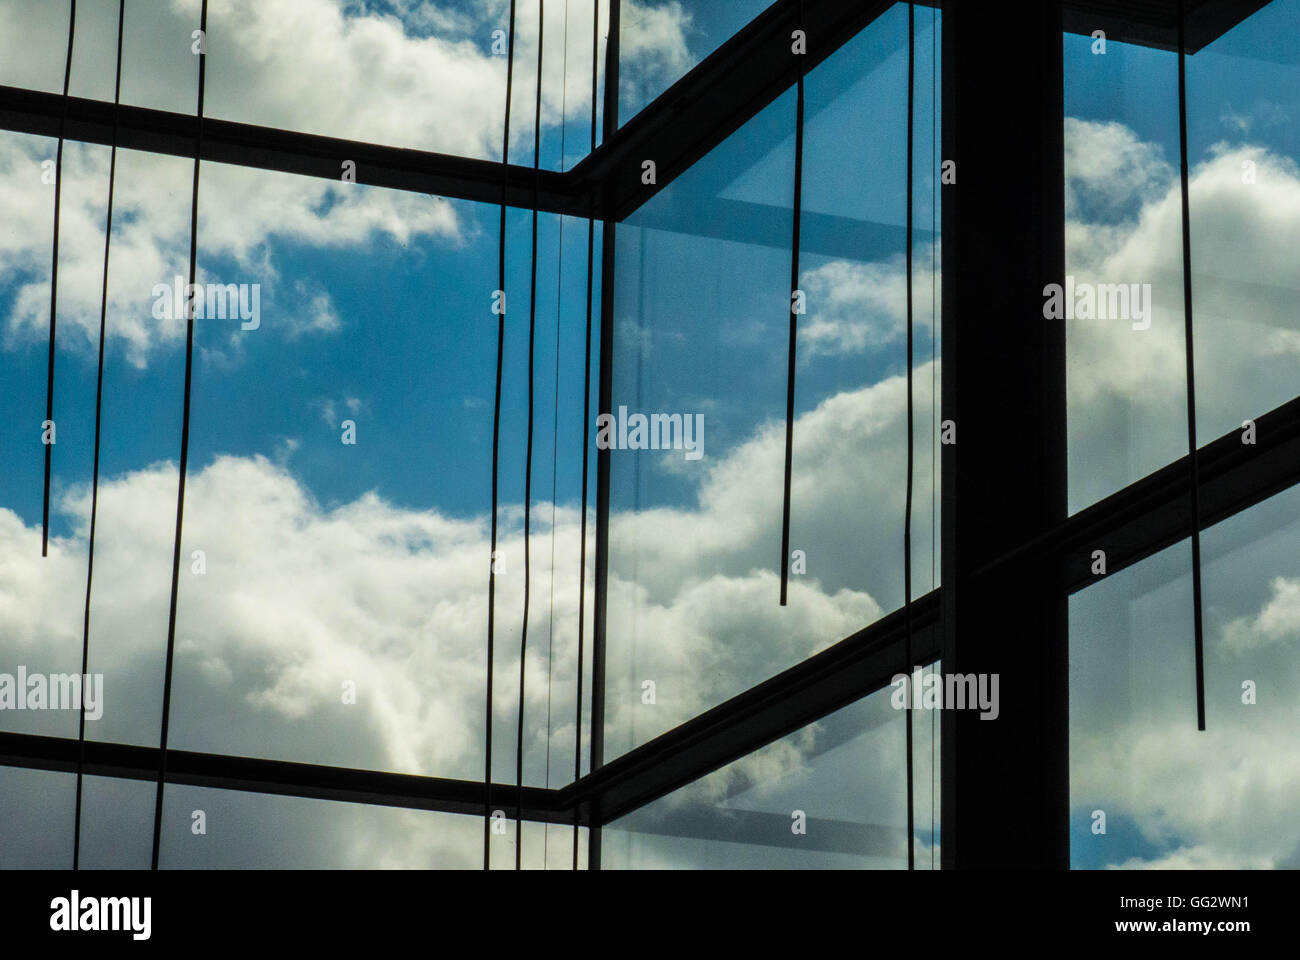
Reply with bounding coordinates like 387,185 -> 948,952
0,0 -> 1295,870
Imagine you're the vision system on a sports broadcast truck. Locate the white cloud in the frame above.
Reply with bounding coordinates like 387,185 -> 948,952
0,134 -> 461,365
1222,576 -> 1300,654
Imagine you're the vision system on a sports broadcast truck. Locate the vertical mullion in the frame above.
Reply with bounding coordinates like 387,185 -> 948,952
1176,0 -> 1207,733
590,0 -> 621,871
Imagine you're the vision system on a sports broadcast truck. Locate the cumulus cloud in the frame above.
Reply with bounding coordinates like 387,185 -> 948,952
798,246 -> 939,359
0,343 -> 923,863
0,133 -> 461,365
1064,119 -> 1300,509
1221,576 -> 1300,655
0,0 -> 691,156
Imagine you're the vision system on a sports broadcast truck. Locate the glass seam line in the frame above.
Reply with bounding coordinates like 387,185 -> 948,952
905,0 -> 916,873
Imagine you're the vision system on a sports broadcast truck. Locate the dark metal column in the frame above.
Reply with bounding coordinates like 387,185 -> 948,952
940,0 -> 1069,869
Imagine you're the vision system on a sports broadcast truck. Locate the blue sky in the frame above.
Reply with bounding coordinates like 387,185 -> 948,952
0,0 -> 1296,870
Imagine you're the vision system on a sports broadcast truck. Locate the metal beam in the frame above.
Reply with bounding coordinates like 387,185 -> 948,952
0,731 -> 573,826
940,0 -> 1070,870
0,83 -> 584,217
561,591 -> 942,828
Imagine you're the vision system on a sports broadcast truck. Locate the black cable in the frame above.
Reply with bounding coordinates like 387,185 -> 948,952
515,0 -> 545,872
74,0 -> 124,873
1176,0 -> 1207,732
42,0 -> 76,558
778,0 -> 806,607
151,0 -> 209,871
487,0 -> 520,871
929,5 -> 937,872
574,0 -> 599,872
904,0 -> 916,872
544,0 -> 570,870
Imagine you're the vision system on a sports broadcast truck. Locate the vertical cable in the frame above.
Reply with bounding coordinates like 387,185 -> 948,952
74,0 -> 124,872
515,0 -> 545,871
1176,0 -> 1207,732
929,3 -> 938,872
904,1 -> 916,872
778,0 -> 806,606
151,0 -> 209,870
42,0 -> 76,558
589,0 -> 621,871
487,0 -> 520,871
543,0 -> 571,870
574,0 -> 600,871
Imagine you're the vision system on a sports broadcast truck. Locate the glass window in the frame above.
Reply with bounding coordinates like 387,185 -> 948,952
619,0 -> 775,124
1063,31 -> 1189,514
159,783 -> 483,868
1070,483 -> 1300,868
1186,0 -> 1300,445
602,679 -> 937,868
604,3 -> 937,762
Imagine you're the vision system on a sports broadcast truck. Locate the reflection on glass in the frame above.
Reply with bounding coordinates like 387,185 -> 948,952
605,4 -> 938,761
1071,483 -> 1300,868
618,0 -> 774,124
603,681 -> 934,869
159,783 -> 482,868
1186,0 -> 1300,444
0,768 -> 73,868
1063,32 -> 1188,513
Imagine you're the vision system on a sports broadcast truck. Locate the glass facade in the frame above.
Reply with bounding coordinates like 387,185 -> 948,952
0,0 -> 1293,875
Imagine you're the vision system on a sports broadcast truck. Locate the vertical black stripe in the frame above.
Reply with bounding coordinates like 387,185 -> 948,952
904,1 -> 916,872
515,0 -> 545,870
930,5 -> 938,872
589,0 -> 620,872
778,0 -> 806,607
151,0 -> 209,870
42,0 -> 76,558
487,0 -> 520,871
1176,0 -> 1207,732
574,0 -> 600,872
74,0 -> 125,872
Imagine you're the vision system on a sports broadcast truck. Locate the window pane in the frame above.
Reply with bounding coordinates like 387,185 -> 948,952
619,0 -> 775,124
1070,483 -> 1300,868
1187,0 -> 1300,444
1063,33 -> 1188,513
159,784 -> 482,868
602,682 -> 929,869
604,5 -> 935,762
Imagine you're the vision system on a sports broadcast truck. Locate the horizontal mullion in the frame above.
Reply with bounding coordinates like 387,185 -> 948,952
0,731 -> 575,826
0,83 -> 583,216
562,592 -> 942,828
